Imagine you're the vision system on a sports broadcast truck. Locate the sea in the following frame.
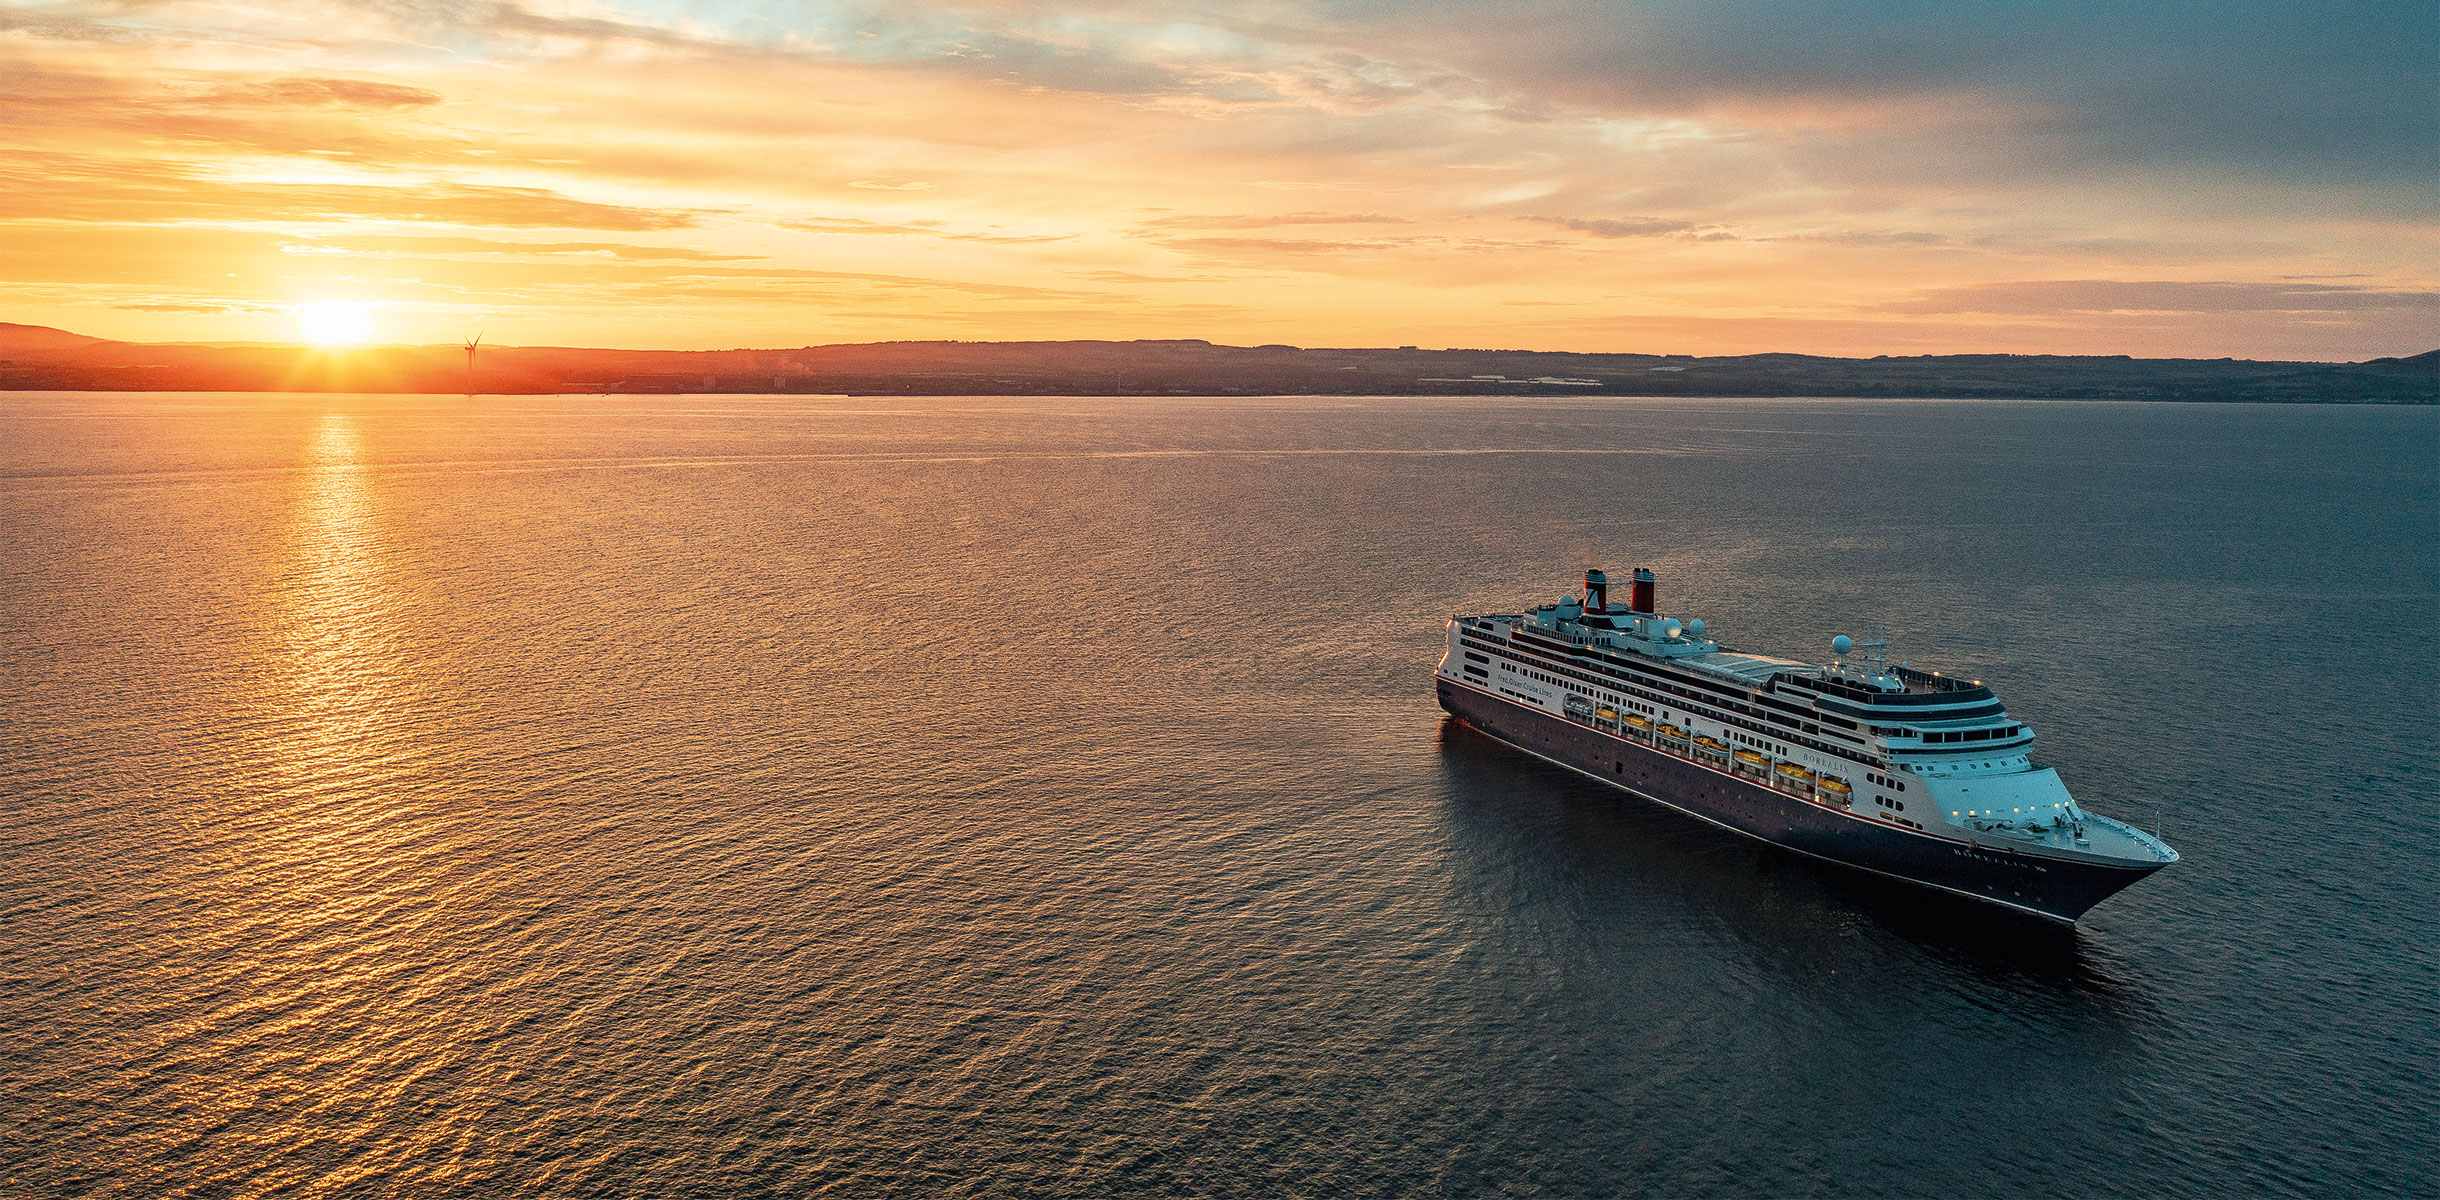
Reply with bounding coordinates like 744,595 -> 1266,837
2,391 -> 2434,1198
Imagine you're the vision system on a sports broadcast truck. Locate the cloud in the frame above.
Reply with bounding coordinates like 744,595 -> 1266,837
1322,0 -> 2436,183
0,153 -> 704,230
286,235 -> 756,260
1067,269 -> 1225,284
1138,212 -> 1411,230
778,217 -> 1073,244
204,77 -> 443,108
1794,229 -> 1952,246
1534,216 -> 1700,238
1162,236 -> 1393,256
113,300 -> 280,313
655,265 -> 1100,301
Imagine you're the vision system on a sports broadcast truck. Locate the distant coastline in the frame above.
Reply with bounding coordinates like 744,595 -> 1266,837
3,323 -> 2432,403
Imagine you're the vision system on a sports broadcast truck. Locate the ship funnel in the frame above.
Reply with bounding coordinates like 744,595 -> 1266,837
1629,567 -> 1655,615
1584,568 -> 1608,613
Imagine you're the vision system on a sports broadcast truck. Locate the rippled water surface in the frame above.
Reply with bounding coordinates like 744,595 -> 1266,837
3,392 -> 2435,1198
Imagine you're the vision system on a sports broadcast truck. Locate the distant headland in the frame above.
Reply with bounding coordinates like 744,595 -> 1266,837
3,323 -> 2431,403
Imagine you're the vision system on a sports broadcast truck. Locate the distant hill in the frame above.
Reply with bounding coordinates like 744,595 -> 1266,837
0,323 -> 111,353
1,325 -> 2432,403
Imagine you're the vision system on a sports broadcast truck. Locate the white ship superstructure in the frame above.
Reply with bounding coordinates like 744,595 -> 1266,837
1436,568 -> 2178,921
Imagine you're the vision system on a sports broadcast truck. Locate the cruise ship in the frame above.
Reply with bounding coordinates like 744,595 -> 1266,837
1435,568 -> 2178,922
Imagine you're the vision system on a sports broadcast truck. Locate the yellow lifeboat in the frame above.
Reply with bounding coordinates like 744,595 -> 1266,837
1658,724 -> 1687,741
1817,777 -> 1853,796
1596,706 -> 1619,721
1694,735 -> 1726,751
1775,762 -> 1814,782
1624,714 -> 1652,730
1734,749 -> 1769,768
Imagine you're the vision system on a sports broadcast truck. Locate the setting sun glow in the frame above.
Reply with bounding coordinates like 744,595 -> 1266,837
297,301 -> 374,347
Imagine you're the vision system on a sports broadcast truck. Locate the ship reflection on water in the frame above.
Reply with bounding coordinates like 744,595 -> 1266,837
1432,718 -> 2137,998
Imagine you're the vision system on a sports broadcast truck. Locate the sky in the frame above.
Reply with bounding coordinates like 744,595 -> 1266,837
2,0 -> 2435,357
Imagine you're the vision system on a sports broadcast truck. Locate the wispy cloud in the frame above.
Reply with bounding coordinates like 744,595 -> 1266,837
204,77 -> 444,108
779,217 -> 1073,244
1533,216 -> 1701,238
1138,212 -> 1412,230
284,235 -> 757,260
113,299 -> 281,313
2,152 -> 705,229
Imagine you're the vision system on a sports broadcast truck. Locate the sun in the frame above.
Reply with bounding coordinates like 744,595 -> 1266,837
297,300 -> 375,346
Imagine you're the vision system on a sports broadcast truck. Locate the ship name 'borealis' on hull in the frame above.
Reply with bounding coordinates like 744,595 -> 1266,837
1436,568 -> 2178,922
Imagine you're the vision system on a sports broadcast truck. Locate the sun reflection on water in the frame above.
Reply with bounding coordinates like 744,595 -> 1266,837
281,410 -> 401,735
91,407 -> 449,1194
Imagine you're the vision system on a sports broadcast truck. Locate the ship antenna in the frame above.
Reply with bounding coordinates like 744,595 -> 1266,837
1860,617 -> 1890,675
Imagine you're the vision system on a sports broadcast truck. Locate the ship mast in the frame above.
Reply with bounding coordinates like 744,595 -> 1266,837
1859,618 -> 1889,675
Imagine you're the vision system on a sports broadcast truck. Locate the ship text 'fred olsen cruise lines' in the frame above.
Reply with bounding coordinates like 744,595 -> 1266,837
1435,568 -> 2178,922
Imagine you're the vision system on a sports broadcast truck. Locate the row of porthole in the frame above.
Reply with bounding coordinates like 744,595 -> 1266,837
1726,729 -> 1784,755
1509,661 -> 1664,723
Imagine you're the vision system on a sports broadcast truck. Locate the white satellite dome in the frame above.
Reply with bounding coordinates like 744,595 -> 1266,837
1833,634 -> 1853,656
1687,618 -> 1706,638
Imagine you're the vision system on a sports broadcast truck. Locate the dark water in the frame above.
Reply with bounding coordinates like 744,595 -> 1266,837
3,392 -> 2434,1198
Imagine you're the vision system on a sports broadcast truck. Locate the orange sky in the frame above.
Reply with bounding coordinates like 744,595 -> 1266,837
4,0 -> 2435,358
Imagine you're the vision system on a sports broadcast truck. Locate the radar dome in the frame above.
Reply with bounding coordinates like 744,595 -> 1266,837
1832,635 -> 1853,656
1662,618 -> 1683,638
1687,618 -> 1706,637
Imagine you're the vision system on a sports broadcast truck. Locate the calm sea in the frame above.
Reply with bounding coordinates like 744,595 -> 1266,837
3,392 -> 2434,1198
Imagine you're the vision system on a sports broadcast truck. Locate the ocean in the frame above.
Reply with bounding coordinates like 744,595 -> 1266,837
3,391 -> 2434,1197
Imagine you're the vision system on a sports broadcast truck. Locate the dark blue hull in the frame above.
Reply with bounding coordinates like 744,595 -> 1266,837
1437,678 -> 2163,922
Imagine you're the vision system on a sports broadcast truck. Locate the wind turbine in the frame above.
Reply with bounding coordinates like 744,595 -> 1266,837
462,331 -> 482,396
